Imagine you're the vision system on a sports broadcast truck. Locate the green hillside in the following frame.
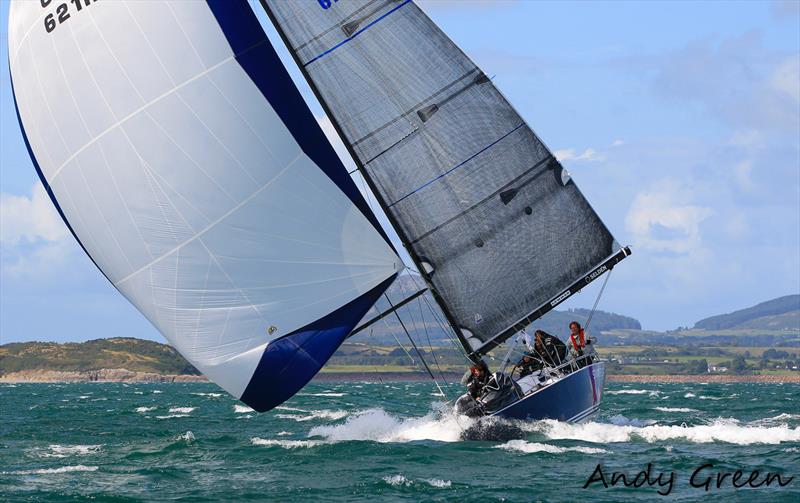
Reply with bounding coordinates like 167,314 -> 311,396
0,338 -> 199,375
694,295 -> 800,330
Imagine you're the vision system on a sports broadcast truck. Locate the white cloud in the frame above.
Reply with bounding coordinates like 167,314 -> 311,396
625,179 -> 714,254
652,32 -> 800,134
553,147 -> 605,162
770,54 -> 800,106
0,182 -> 68,246
611,139 -> 625,147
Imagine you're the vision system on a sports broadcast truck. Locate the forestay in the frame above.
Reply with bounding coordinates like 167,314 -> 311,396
263,0 -> 619,355
8,0 -> 401,411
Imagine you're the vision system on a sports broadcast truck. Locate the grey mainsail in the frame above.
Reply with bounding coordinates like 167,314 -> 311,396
262,0 -> 624,357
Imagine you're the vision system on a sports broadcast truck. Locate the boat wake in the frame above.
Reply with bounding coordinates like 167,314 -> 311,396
521,416 -> 800,445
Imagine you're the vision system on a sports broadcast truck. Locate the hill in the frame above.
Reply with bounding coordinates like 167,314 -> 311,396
0,337 -> 199,376
694,295 -> 800,330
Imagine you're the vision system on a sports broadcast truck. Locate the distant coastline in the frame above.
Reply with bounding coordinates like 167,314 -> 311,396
2,369 -> 798,384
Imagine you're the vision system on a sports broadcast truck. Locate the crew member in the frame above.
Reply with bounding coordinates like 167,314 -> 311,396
462,360 -> 490,399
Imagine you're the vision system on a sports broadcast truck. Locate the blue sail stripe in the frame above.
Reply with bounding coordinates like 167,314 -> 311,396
304,0 -> 412,66
205,0 -> 394,248
389,123 -> 525,207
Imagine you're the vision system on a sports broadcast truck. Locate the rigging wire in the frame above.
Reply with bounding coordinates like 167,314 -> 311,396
415,295 -> 451,386
584,268 -> 613,335
384,293 -> 449,400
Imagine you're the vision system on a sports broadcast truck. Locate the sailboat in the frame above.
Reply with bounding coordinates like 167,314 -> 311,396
8,0 -> 629,421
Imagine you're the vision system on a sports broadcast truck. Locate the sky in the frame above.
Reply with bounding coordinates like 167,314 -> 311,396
1,0 -> 798,344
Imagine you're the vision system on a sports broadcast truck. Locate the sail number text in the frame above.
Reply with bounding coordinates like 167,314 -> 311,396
41,0 -> 99,34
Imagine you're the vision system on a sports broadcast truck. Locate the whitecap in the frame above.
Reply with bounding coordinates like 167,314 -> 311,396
496,440 -> 608,454
191,392 -> 222,398
178,431 -> 195,443
168,407 -> 195,414
155,414 -> 190,419
234,405 -> 254,414
275,406 -> 307,412
277,431 -> 292,436
607,389 -> 650,395
135,406 -> 156,413
523,418 -> 800,445
309,407 -> 473,443
250,437 -> 324,449
425,478 -> 452,488
152,390 -> 163,394
654,407 -> 699,413
5,465 -> 98,475
301,392 -> 346,397
382,475 -> 412,487
698,396 -> 723,401
40,445 -> 102,458
684,392 -> 696,398
381,475 -> 451,488
276,410 -> 348,422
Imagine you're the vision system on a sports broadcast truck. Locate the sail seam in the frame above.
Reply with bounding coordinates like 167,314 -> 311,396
388,122 -> 525,207
410,155 -> 553,244
113,154 -> 303,287
303,0 -> 412,66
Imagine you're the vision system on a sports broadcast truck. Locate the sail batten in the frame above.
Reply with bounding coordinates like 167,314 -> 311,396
264,0 -> 620,356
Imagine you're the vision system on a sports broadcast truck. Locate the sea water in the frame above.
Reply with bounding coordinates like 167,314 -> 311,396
1,381 -> 798,502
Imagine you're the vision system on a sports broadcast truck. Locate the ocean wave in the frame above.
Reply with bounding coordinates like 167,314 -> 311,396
250,438 -> 324,449
168,407 -> 195,414
135,406 -> 156,413
309,407 -> 472,443
38,444 -> 102,458
178,431 -> 195,443
607,389 -> 650,395
698,396 -> 723,401
299,392 -> 346,397
5,465 -> 98,475
276,410 -> 349,422
382,475 -> 451,488
155,414 -> 190,419
234,405 -> 254,414
684,392 -> 696,398
191,392 -> 222,398
523,418 -> 800,445
275,406 -> 307,412
496,440 -> 608,454
654,407 -> 699,413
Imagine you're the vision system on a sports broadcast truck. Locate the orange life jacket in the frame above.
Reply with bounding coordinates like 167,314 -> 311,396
570,329 -> 586,351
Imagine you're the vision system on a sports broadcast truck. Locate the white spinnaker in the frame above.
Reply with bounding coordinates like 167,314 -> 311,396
8,1 -> 401,397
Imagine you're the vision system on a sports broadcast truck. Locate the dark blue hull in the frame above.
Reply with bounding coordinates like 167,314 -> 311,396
491,362 -> 606,422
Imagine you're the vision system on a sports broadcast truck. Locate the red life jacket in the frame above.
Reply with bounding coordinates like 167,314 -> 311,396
570,329 -> 586,351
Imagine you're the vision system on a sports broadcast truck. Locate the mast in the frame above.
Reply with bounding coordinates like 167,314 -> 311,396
258,0 -> 480,362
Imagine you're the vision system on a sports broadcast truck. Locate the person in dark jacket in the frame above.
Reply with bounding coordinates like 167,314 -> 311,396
461,360 -> 490,399
513,353 -> 537,378
531,329 -> 567,368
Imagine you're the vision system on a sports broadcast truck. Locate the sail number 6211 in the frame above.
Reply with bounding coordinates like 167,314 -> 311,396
42,0 -> 99,34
